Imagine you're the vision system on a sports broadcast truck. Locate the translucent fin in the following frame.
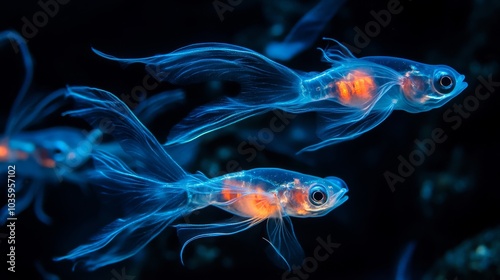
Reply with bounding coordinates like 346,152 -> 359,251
133,89 -> 185,125
91,150 -> 199,214
55,86 -> 203,270
0,30 -> 34,135
54,210 -> 185,271
395,241 -> 416,280
53,150 -> 192,270
92,43 -> 303,145
0,178 -> 36,225
92,43 -> 300,87
63,86 -> 187,183
166,97 -> 273,146
264,216 -> 304,270
299,104 -> 394,153
265,0 -> 346,61
164,138 -> 200,169
34,187 -> 52,225
319,37 -> 356,65
10,89 -> 67,135
175,216 -> 264,265
93,151 -> 172,207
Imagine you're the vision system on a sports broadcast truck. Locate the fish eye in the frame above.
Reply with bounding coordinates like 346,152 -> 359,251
51,147 -> 68,162
309,185 -> 328,206
433,71 -> 455,94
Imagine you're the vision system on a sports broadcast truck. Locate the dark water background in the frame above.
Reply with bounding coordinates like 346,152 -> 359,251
0,0 -> 499,279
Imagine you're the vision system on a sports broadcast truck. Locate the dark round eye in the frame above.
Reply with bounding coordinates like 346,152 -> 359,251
309,185 -> 328,206
433,71 -> 455,94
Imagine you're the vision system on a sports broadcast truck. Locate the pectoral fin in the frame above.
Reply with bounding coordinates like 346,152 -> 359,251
264,216 -> 304,270
175,216 -> 265,265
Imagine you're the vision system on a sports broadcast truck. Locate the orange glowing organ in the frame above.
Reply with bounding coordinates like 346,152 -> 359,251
221,179 -> 279,219
0,144 -> 8,160
400,74 -> 429,104
197,170 -> 348,269
330,70 -> 376,107
217,173 -> 349,221
37,152 -> 56,168
53,86 -> 350,271
91,40 -> 468,154
0,141 -> 30,162
0,138 -> 58,167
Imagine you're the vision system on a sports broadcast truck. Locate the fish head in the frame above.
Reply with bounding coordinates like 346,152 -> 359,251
397,64 -> 468,112
279,175 -> 349,218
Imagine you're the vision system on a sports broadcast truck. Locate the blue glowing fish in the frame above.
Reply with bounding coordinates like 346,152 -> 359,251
91,38 -> 468,154
1,30 -> 187,224
0,87 -> 185,224
0,88 -> 185,225
0,31 -> 81,224
54,86 -> 349,271
0,125 -> 103,224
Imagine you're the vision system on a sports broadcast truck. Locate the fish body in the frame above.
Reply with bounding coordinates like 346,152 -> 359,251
92,38 -> 467,153
54,86 -> 348,271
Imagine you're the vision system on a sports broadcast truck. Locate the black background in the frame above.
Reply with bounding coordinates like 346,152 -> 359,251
1,0 -> 499,279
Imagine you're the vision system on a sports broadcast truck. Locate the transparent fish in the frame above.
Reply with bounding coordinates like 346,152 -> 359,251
0,30 -> 186,224
54,86 -> 348,271
91,38 -> 467,154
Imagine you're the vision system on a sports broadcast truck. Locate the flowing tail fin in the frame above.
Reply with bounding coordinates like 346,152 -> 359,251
0,30 -> 35,135
54,151 -> 192,271
395,241 -> 416,280
92,43 -> 304,145
132,88 -> 185,125
11,89 -> 68,135
55,86 -> 203,270
62,86 -> 187,182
